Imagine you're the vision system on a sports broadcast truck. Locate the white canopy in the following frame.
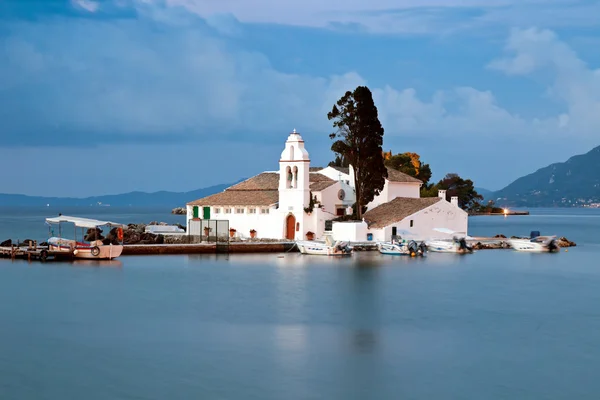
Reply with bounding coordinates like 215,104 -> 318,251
45,215 -> 126,229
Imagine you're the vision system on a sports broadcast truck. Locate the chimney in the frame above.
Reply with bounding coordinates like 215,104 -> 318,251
451,196 -> 458,207
438,190 -> 447,200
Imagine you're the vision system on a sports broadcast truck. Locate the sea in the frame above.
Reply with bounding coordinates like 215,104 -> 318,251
2,206 -> 600,399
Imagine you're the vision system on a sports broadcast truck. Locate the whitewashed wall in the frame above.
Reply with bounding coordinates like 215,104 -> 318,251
187,205 -> 281,239
331,199 -> 468,242
316,167 -> 351,183
369,200 -> 468,241
332,221 -> 370,242
366,181 -> 421,211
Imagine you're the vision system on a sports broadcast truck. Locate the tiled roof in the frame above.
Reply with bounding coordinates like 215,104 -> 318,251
385,167 -> 423,183
310,181 -> 337,191
187,190 -> 279,207
331,166 -> 350,175
309,172 -> 334,182
363,197 -> 442,229
309,167 -> 324,172
187,172 -> 280,206
227,172 -> 279,191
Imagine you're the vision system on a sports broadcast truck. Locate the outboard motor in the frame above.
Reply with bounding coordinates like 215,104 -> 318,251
407,240 -> 418,257
418,241 -> 428,256
547,238 -> 559,252
458,237 -> 473,253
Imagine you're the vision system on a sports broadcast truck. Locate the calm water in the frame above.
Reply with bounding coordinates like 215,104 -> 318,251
1,207 -> 600,399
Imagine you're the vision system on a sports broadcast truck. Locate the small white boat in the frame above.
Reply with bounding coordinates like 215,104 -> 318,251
508,235 -> 559,253
378,240 -> 427,256
45,215 -> 125,260
426,237 -> 473,254
426,228 -> 473,254
297,234 -> 352,256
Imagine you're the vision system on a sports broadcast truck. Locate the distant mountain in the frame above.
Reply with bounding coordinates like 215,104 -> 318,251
493,145 -> 600,207
0,182 -> 238,207
475,187 -> 494,200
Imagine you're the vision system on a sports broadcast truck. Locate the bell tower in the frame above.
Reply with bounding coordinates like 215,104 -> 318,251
278,129 -> 311,239
279,129 -> 310,209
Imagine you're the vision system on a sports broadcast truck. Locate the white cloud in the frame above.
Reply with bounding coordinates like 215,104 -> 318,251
488,27 -> 600,136
159,0 -> 590,35
71,0 -> 100,13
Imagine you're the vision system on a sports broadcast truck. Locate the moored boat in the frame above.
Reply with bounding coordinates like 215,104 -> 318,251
45,215 -> 126,260
508,231 -> 560,252
378,240 -> 427,256
296,234 -> 352,256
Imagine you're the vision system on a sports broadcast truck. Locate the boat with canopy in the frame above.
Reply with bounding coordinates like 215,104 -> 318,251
45,215 -> 126,260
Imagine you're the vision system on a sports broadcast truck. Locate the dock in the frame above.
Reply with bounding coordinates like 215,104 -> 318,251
0,241 -> 71,262
470,211 -> 530,216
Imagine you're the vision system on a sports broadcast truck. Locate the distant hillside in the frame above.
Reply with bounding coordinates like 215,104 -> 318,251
493,145 -> 600,207
475,187 -> 493,200
0,182 -> 237,207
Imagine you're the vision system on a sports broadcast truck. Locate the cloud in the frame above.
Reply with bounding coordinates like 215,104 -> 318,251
488,27 -> 600,136
161,0 -> 593,35
71,0 -> 100,13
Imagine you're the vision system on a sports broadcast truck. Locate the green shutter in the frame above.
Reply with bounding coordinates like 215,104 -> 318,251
203,207 -> 211,220
193,206 -> 199,218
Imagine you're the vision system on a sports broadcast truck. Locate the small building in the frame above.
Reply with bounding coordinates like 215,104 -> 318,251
186,129 -> 468,241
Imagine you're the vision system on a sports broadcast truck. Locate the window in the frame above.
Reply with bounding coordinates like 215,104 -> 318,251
296,222 -> 300,232
214,208 -> 221,214
236,208 -> 244,214
249,208 -> 256,214
410,219 -> 414,227
336,208 -> 345,216
261,208 -> 270,214
225,208 -> 232,214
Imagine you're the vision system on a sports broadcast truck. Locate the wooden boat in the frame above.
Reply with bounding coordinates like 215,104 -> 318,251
296,234 -> 352,256
45,215 -> 125,260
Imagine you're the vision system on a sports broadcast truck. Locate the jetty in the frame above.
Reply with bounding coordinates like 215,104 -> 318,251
0,241 -> 67,262
469,211 -> 529,216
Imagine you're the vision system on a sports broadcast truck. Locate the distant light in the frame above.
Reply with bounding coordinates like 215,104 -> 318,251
503,208 -> 508,214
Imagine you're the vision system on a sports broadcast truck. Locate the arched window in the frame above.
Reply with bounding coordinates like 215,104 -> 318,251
286,166 -> 292,188
292,166 -> 298,188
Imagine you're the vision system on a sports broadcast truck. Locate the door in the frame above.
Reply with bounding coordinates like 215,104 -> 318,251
286,214 -> 296,240
193,206 -> 199,219
203,206 -> 211,220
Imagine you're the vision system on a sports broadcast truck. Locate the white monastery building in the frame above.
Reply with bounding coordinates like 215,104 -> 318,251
186,129 -> 468,242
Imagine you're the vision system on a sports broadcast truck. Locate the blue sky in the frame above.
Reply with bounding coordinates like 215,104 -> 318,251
1,0 -> 600,197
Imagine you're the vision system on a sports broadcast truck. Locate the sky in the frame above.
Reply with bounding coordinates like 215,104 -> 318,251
1,0 -> 599,197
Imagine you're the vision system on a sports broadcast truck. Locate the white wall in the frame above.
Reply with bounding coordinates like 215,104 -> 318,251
315,181 -> 355,217
317,166 -> 351,184
365,181 -> 421,212
332,221 -> 370,242
375,200 -> 468,241
332,200 -> 468,242
187,205 -> 282,239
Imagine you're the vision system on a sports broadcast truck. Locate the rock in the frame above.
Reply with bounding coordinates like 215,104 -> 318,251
494,234 -> 507,238
0,239 -> 11,247
557,237 -> 576,247
172,207 -> 186,215
18,239 -> 34,247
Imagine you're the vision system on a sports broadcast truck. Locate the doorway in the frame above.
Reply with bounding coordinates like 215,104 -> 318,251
285,214 -> 296,240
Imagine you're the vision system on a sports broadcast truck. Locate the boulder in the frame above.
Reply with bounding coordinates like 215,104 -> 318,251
172,207 -> 186,215
557,237 -> 576,247
0,239 -> 11,247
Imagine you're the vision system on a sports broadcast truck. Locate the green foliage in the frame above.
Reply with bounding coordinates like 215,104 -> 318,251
328,86 -> 387,219
328,155 -> 349,168
384,152 -> 433,186
304,192 -> 316,214
470,200 -> 505,214
423,173 -> 483,211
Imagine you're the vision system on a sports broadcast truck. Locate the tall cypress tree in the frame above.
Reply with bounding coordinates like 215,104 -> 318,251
328,86 -> 387,219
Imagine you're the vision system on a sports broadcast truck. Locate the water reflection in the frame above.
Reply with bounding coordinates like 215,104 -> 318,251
70,259 -> 123,268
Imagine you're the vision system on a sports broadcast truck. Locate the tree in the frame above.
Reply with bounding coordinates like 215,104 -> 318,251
426,173 -> 483,210
384,152 -> 432,186
328,86 -> 387,219
328,154 -> 349,168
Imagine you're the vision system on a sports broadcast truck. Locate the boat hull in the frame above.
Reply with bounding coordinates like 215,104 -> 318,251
378,243 -> 410,255
48,237 -> 123,260
426,240 -> 472,254
297,241 -> 352,256
508,239 -> 559,253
